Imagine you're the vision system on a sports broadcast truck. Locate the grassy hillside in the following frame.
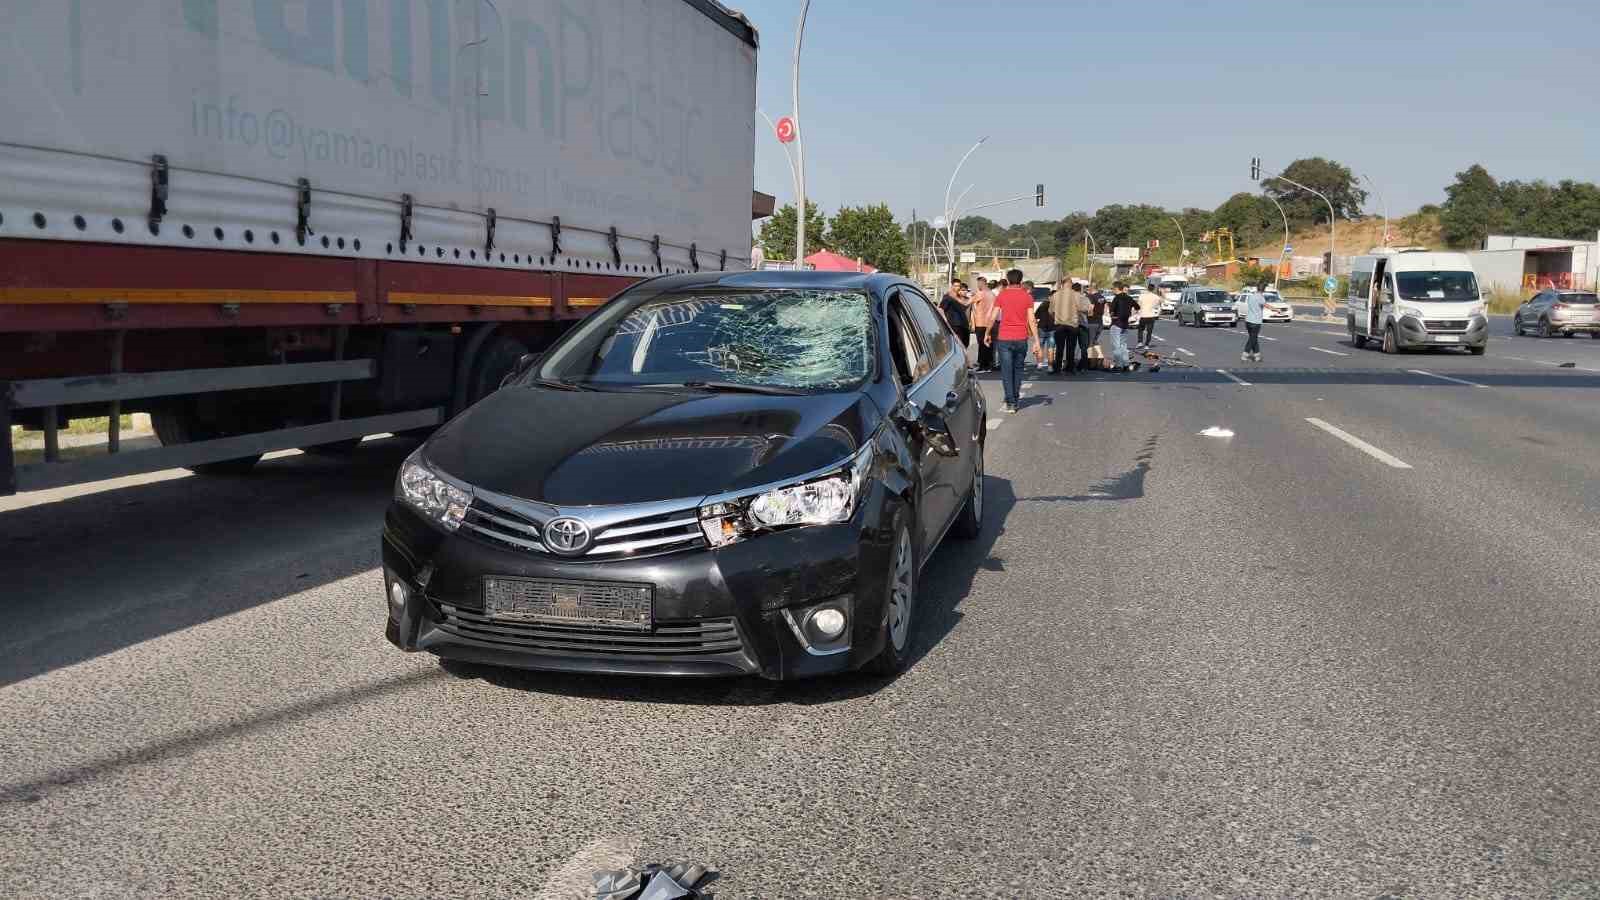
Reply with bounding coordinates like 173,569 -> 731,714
1240,214 -> 1443,260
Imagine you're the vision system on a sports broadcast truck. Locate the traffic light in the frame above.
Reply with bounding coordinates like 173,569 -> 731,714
1035,184 -> 1045,207
1250,157 -> 1261,180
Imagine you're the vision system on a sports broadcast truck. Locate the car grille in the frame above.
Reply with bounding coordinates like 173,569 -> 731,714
460,495 -> 707,559
432,604 -> 745,657
1424,320 -> 1470,333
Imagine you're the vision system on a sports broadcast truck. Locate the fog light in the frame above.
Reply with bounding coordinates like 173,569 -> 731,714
389,579 -> 410,611
808,607 -> 847,640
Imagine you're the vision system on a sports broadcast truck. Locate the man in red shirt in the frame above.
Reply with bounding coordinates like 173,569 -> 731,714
983,269 -> 1045,412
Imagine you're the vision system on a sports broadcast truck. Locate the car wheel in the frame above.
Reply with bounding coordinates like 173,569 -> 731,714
951,440 -> 984,540
865,522 -> 917,676
1563,330 -> 1575,338
1468,344 -> 1486,355
1591,333 -> 1600,340
1540,317 -> 1553,338
1513,315 -> 1524,336
1382,325 -> 1398,354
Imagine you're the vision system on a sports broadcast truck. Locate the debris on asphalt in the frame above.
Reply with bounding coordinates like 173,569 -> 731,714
1559,362 -> 1576,368
593,862 -> 717,900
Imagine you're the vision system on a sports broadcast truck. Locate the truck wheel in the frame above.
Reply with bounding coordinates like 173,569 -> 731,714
1382,325 -> 1398,355
466,334 -> 530,406
151,407 -> 263,475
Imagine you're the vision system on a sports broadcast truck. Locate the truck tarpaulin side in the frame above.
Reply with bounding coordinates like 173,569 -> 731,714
0,0 -> 758,275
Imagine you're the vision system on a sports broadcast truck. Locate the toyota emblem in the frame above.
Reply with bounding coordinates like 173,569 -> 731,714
543,516 -> 592,556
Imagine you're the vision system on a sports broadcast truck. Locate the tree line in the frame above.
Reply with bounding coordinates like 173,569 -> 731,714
756,158 -> 1600,274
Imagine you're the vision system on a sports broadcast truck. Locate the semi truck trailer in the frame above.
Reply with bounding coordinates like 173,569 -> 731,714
1,0 -> 760,495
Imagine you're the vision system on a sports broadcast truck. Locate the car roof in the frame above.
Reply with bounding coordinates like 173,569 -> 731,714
640,269 -> 916,297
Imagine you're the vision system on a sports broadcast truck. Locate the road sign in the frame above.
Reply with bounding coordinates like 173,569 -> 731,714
1284,245 -> 1293,253
1112,247 -> 1141,264
775,116 -> 796,144
960,251 -> 977,263
1324,276 -> 1339,294
1147,239 -> 1160,250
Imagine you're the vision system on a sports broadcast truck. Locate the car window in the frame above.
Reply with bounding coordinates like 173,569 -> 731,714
887,299 -> 931,385
899,290 -> 953,365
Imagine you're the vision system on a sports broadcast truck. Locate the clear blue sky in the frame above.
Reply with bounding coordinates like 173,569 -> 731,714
737,0 -> 1600,226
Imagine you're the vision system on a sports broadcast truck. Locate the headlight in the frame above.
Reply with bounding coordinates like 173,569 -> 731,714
1468,303 -> 1486,317
699,442 -> 873,548
1397,304 -> 1422,318
397,450 -> 471,532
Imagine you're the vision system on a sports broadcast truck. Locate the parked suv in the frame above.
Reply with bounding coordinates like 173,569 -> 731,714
1178,287 -> 1238,327
1514,290 -> 1600,338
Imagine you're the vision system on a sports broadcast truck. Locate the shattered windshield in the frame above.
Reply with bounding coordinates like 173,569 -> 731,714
537,289 -> 873,391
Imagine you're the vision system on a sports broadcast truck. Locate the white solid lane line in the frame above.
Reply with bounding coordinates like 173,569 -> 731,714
1409,368 -> 1487,388
1216,369 -> 1252,386
1305,417 -> 1413,469
1309,346 -> 1350,356
1260,335 -> 1278,341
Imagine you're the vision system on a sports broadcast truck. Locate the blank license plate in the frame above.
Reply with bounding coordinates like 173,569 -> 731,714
483,577 -> 652,630
1433,334 -> 1460,343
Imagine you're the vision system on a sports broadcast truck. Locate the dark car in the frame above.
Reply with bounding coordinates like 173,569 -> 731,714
382,271 -> 986,680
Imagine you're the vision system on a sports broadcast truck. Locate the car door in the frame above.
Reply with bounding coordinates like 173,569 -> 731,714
894,289 -> 969,552
884,293 -> 949,554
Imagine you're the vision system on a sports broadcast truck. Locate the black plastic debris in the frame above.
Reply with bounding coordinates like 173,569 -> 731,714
593,862 -> 717,900
1559,362 -> 1577,368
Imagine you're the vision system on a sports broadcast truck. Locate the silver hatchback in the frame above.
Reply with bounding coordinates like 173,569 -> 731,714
1514,290 -> 1600,338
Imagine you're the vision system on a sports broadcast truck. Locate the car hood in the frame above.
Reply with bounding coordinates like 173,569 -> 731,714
421,385 -> 882,506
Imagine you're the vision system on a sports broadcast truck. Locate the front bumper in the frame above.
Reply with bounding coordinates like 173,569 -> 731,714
1201,313 -> 1237,325
1396,315 -> 1489,348
381,500 -> 894,681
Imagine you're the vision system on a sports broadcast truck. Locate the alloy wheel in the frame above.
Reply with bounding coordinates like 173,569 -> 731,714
887,529 -> 914,652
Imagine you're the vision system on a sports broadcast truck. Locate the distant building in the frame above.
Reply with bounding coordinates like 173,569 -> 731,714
1467,232 -> 1599,294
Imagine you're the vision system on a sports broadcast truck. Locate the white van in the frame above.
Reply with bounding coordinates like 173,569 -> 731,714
1346,250 -> 1488,355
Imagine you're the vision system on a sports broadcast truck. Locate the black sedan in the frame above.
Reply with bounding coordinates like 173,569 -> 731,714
382,271 -> 986,680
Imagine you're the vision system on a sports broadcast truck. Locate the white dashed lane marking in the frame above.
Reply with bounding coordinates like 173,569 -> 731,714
1305,417 -> 1413,469
1310,347 -> 1350,357
1216,369 -> 1252,386
1409,369 -> 1487,388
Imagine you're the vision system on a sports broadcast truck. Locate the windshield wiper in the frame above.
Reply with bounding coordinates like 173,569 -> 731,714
529,377 -> 591,391
635,380 -> 807,396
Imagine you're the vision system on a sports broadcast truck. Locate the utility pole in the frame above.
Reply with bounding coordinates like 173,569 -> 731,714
791,1 -> 811,267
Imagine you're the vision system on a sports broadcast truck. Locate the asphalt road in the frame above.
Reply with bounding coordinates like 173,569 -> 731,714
3,321 -> 1599,897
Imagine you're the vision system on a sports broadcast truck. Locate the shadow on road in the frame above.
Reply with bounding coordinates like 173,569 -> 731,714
0,438 -> 419,687
458,475 -> 1021,707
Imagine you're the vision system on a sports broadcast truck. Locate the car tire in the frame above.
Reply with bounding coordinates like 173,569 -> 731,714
865,520 -> 917,677
951,440 -> 984,540
1591,333 -> 1599,340
1468,344 -> 1486,355
1382,325 -> 1398,355
1231,320 -> 1239,328
1563,331 -> 1575,338
1540,317 -> 1553,339
1513,316 -> 1524,336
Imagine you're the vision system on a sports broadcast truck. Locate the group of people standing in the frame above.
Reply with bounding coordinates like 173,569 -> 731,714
940,271 -> 1171,413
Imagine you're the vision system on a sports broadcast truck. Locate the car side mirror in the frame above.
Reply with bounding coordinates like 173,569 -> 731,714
502,351 -> 543,387
919,402 -> 960,457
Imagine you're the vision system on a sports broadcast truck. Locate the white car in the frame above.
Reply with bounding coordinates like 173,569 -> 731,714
1231,291 -> 1294,324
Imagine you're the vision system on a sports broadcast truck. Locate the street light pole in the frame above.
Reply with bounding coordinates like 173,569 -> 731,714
1263,192 -> 1289,293
943,137 -> 987,282
1168,216 -> 1186,274
791,0 -> 812,267
1083,228 -> 1099,285
1361,173 -> 1389,247
1260,165 -> 1336,311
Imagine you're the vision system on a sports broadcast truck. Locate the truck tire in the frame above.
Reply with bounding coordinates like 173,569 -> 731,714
151,407 -> 263,475
1382,325 -> 1398,355
466,334 -> 530,406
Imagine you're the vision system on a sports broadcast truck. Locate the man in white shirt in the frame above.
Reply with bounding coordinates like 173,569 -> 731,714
1136,286 -> 1163,350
